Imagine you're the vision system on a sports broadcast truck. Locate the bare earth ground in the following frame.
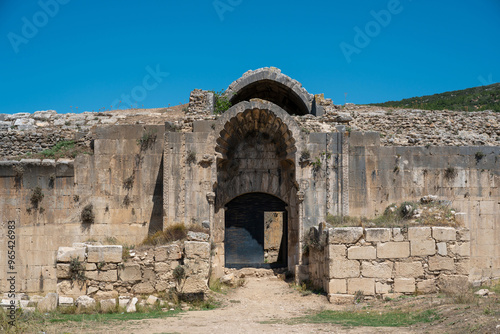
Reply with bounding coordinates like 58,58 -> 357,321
40,273 -> 500,334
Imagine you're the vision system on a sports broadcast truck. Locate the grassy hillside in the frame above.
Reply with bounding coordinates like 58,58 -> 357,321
371,82 -> 500,112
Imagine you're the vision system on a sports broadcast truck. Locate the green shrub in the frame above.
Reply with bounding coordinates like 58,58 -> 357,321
212,90 -> 232,115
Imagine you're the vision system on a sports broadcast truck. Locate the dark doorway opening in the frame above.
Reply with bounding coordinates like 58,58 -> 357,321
225,193 -> 287,269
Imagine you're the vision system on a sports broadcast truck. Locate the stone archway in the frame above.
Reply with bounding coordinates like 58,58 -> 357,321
225,67 -> 313,116
211,100 -> 304,274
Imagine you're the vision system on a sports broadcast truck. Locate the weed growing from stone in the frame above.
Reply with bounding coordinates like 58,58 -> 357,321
81,204 -> 95,224
141,223 -> 187,246
69,256 -> 86,282
137,129 -> 157,151
212,89 -> 232,115
30,186 -> 44,208
444,166 -> 457,181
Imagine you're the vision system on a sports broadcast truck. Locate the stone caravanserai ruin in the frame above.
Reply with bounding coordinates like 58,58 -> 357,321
0,67 -> 499,305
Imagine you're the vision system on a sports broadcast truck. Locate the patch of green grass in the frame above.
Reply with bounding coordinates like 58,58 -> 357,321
40,140 -> 87,159
278,309 -> 440,327
48,308 -> 182,323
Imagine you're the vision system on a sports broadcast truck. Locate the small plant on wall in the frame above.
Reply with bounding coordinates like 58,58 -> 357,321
444,166 -> 457,181
137,129 -> 157,151
30,187 -> 44,208
13,164 -> 24,188
211,90 -> 232,115
186,150 -> 196,165
81,204 -> 95,224
69,256 -> 86,282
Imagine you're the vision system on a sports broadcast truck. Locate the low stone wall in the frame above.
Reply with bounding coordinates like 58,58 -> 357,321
55,237 -> 210,301
306,225 -> 470,303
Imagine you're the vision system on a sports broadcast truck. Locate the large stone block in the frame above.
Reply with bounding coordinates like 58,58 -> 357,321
392,228 -> 404,242
428,256 -> 455,271
37,293 -> 58,312
457,229 -> 470,241
347,278 -> 375,295
328,294 -> 354,304
417,279 -> 437,294
408,227 -> 431,240
348,246 -> 376,260
436,242 -> 447,256
328,227 -> 363,244
394,278 -> 415,293
76,295 -> 96,311
376,282 -> 391,294
118,263 -> 141,282
132,282 -> 155,294
327,279 -> 347,294
57,280 -> 87,297
410,240 -> 436,256
56,247 -> 86,263
327,244 -> 347,259
449,242 -> 470,257
432,227 -> 456,241
365,228 -> 391,242
56,264 -> 71,279
87,245 -> 123,263
93,290 -> 118,301
86,270 -> 118,282
100,298 -> 117,312
330,260 -> 360,279
377,242 -> 410,259
154,244 -> 182,261
394,261 -> 424,277
437,274 -> 468,294
361,261 -> 393,278
184,241 -> 210,259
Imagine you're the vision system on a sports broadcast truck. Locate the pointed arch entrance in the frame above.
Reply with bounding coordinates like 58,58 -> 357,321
211,100 -> 304,274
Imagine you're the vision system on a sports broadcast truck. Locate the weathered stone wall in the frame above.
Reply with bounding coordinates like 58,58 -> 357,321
347,131 -> 500,282
55,238 -> 209,301
0,124 -> 165,295
306,225 -> 470,302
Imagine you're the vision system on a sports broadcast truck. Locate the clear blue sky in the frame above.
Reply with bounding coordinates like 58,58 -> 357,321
1,0 -> 499,114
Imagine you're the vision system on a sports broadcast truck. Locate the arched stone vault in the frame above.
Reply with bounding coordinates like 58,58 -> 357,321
225,67 -> 313,116
211,100 -> 304,271
214,100 -> 303,207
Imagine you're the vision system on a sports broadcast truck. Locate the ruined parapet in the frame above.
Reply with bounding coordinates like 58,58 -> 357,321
187,89 -> 214,116
306,225 -> 471,302
55,237 -> 210,300
225,67 -> 315,116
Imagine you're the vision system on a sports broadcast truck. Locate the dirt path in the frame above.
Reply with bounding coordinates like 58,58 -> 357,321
46,274 -> 420,334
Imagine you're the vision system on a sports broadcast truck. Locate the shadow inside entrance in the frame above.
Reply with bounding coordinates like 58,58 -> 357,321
225,192 -> 288,269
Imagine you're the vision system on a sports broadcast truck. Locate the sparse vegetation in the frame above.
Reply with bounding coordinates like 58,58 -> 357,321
81,204 -> 95,224
173,265 -> 187,294
280,309 -> 440,327
123,174 -> 135,190
69,256 -> 86,281
186,150 -> 196,165
30,186 -> 44,208
370,82 -> 500,112
475,151 -> 485,162
326,200 -> 457,228
137,129 -> 157,151
299,149 -> 311,162
141,223 -> 188,246
39,140 -> 90,159
311,157 -> 322,172
212,89 -> 232,115
444,166 -> 457,180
